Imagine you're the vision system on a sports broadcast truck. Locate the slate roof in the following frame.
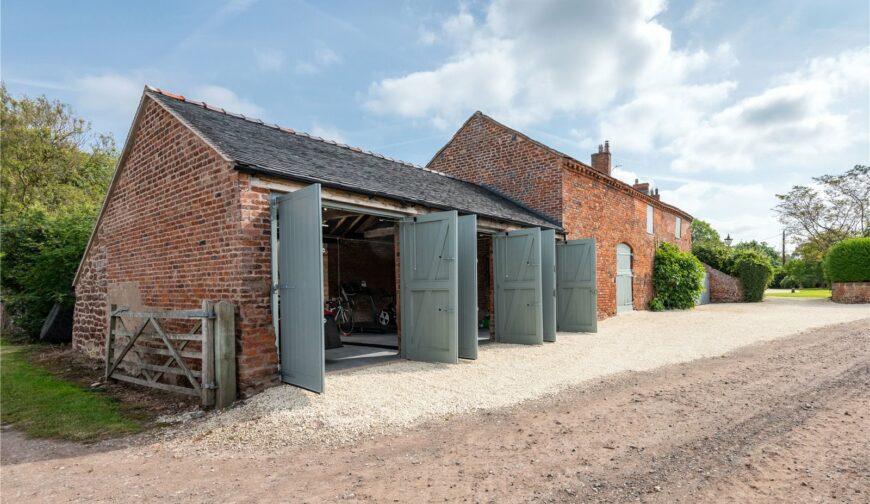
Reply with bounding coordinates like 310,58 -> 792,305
147,88 -> 559,229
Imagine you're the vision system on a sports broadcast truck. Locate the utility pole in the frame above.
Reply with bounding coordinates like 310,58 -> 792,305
782,229 -> 786,265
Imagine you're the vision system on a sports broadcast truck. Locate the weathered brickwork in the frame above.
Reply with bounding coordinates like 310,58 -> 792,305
832,282 -> 870,304
428,113 -> 564,223
704,264 -> 744,303
429,113 -> 693,319
72,98 -> 279,396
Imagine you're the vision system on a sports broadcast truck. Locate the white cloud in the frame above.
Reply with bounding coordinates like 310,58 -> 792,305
310,124 -> 347,144
418,26 -> 438,46
74,74 -> 142,120
669,47 -> 870,173
368,0 -> 724,129
611,167 -> 654,189
295,46 -> 342,75
254,48 -> 284,71
660,180 -> 777,241
193,85 -> 264,117
681,0 -> 720,24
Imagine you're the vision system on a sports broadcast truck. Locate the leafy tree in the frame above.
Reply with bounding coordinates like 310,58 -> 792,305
0,85 -> 116,337
733,240 -> 781,267
692,241 -> 730,271
691,219 -> 721,244
0,84 -> 116,222
774,165 -> 870,248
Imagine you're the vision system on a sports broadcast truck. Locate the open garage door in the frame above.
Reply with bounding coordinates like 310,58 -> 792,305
541,229 -> 557,342
494,228 -> 543,345
400,211 -> 459,364
457,215 -> 478,360
276,184 -> 325,393
556,239 -> 597,333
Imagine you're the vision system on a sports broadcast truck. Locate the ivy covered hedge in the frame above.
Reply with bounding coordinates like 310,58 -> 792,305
731,250 -> 774,302
650,242 -> 705,310
824,237 -> 870,282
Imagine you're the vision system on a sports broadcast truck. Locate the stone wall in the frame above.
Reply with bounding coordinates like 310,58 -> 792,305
704,264 -> 744,303
832,282 -> 870,303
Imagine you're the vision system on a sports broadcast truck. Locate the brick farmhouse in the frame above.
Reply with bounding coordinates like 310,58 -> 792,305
73,87 -> 693,396
428,112 -> 693,317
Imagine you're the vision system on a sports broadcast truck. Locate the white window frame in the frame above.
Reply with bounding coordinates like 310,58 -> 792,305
646,204 -> 654,234
675,216 -> 682,239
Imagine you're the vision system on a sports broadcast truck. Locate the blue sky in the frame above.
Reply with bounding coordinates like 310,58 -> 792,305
3,0 -> 868,248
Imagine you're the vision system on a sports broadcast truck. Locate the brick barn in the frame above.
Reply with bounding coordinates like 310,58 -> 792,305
73,87 -> 692,398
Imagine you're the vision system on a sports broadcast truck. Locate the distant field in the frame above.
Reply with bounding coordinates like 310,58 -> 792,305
766,288 -> 832,298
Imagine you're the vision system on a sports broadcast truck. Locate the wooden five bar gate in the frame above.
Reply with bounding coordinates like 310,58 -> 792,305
104,300 -> 236,409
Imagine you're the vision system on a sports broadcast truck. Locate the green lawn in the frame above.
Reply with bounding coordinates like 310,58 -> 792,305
766,288 -> 832,298
1,340 -> 141,441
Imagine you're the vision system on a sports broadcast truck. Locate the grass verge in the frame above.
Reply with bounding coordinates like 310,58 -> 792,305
766,288 -> 832,298
1,340 -> 141,441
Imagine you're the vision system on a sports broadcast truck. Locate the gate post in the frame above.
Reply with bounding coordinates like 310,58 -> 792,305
214,301 -> 236,409
201,300 -> 215,407
104,304 -> 117,381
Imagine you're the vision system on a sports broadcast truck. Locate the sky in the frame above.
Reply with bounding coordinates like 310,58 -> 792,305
3,0 -> 869,248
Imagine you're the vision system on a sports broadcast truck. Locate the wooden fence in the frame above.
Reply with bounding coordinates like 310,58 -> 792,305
104,300 -> 236,409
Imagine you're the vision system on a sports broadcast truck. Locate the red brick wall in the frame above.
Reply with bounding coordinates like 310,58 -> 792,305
832,282 -> 870,303
562,163 -> 691,317
427,113 -> 692,319
72,97 -> 279,396
427,113 -> 564,223
704,264 -> 744,303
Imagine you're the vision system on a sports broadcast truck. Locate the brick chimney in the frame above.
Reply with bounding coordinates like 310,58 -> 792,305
632,179 -> 650,195
591,140 -> 611,176
652,188 -> 660,200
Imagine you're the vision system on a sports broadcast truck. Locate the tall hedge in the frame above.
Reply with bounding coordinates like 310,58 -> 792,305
691,241 -> 731,272
651,242 -> 705,310
824,237 -> 870,282
732,250 -> 773,302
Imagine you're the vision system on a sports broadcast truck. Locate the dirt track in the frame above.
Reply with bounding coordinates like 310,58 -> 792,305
3,318 -> 869,503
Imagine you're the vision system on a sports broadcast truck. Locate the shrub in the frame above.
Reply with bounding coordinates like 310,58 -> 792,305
824,237 -> 870,282
732,250 -> 773,302
0,207 -> 95,337
770,266 -> 786,288
648,297 -> 665,311
652,242 -> 705,310
692,241 -> 731,273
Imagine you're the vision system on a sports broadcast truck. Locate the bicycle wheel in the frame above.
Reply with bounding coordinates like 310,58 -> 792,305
335,307 -> 354,336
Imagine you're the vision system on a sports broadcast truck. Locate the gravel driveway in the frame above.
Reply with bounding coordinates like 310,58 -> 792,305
168,297 -> 869,453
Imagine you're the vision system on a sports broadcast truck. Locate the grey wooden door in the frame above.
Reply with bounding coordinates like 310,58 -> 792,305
277,184 -> 325,393
400,211 -> 459,364
616,243 -> 633,313
457,215 -> 478,360
494,228 -> 543,345
556,239 -> 597,333
696,271 -> 710,305
540,229 -> 557,342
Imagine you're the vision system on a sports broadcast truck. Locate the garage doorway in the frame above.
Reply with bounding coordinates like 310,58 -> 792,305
616,243 -> 633,313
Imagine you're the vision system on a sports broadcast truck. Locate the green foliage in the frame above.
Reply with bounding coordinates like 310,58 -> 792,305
692,241 -> 731,272
733,240 -> 781,267
1,207 -> 96,336
648,297 -> 665,311
732,250 -> 773,302
0,86 -> 115,337
652,242 -> 705,310
823,237 -> 870,282
780,275 -> 800,289
0,340 -> 140,440
770,266 -> 786,288
781,258 -> 826,288
691,219 -> 721,244
1,84 -> 116,221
